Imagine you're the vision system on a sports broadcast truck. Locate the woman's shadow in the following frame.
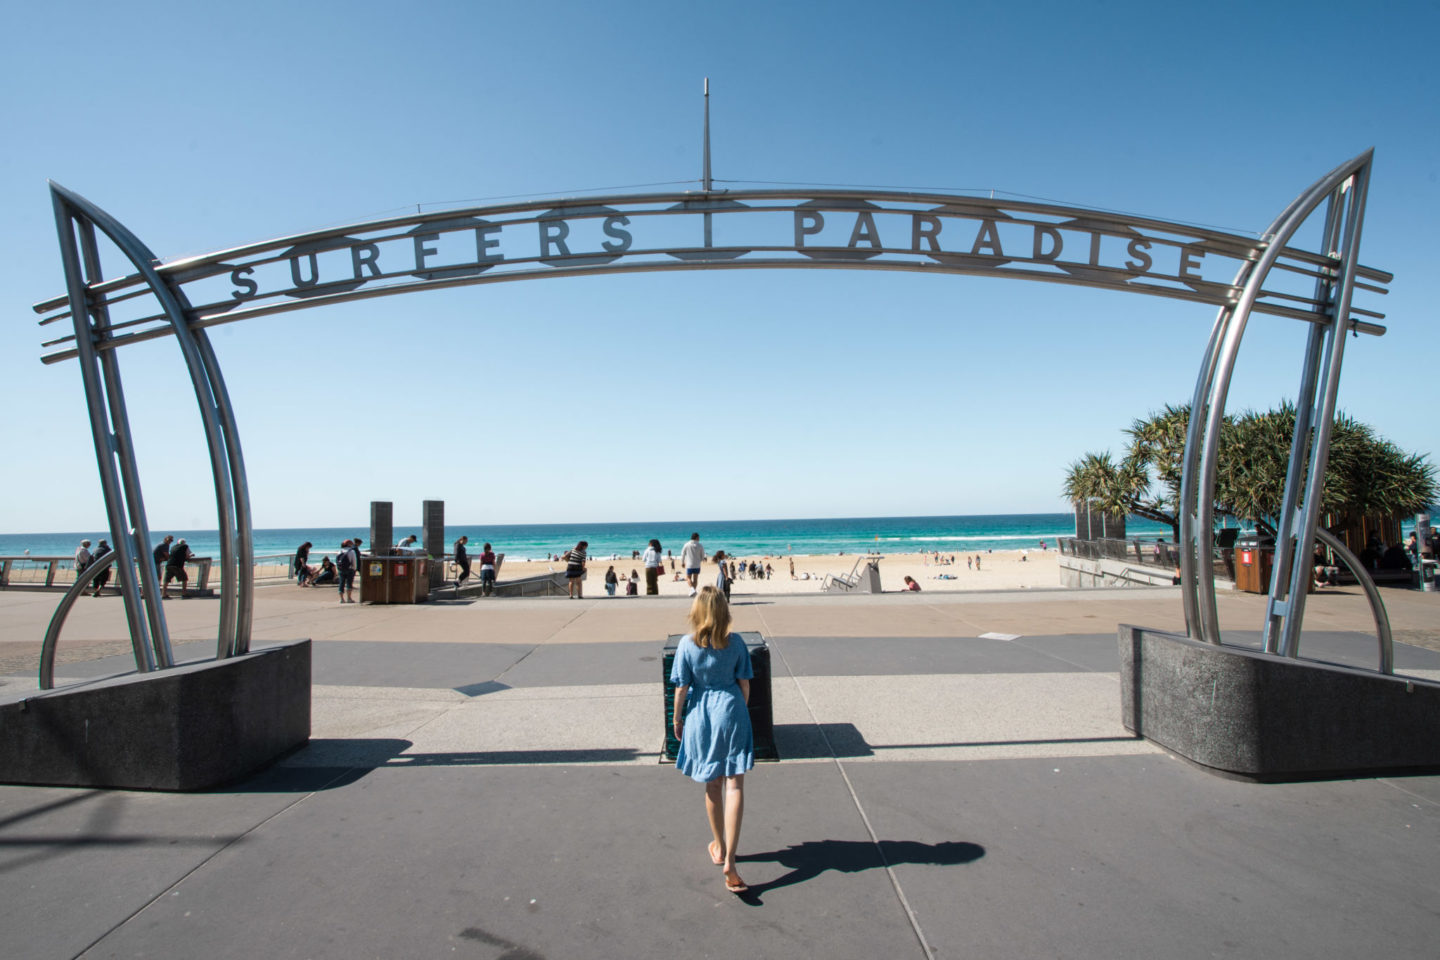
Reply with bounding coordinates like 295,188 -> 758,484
734,839 -> 984,904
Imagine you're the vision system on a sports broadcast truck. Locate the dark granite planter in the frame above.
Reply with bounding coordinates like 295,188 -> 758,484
1120,625 -> 1440,781
0,639 -> 310,791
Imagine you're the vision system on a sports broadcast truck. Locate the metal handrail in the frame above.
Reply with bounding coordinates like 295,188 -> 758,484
1312,527 -> 1393,674
40,553 -> 119,689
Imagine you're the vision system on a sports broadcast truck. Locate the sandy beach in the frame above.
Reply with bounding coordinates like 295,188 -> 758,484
483,548 -> 1062,597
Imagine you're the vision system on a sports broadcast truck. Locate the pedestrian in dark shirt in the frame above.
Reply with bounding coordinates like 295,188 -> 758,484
454,535 -> 471,588
163,538 -> 192,599
153,535 -> 173,575
295,541 -> 312,586
91,540 -> 112,596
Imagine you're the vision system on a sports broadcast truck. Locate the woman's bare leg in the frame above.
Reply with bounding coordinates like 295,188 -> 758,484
722,774 -> 745,881
705,779 -> 725,863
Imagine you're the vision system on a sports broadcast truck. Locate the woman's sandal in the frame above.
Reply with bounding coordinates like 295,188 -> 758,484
723,870 -> 748,894
708,841 -> 725,866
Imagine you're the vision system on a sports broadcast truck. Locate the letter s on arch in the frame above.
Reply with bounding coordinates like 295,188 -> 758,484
1124,238 -> 1153,274
601,215 -> 632,253
230,265 -> 258,301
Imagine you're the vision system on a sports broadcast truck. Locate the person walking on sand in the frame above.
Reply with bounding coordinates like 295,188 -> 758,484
714,551 -> 732,601
454,535 -> 471,589
605,565 -> 618,597
670,586 -> 754,894
681,533 -> 705,597
643,539 -> 663,595
563,540 -> 588,598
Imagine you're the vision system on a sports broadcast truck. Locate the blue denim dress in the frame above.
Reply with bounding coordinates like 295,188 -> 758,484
671,633 -> 755,782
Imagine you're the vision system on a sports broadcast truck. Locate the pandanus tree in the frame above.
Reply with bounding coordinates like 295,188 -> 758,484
1063,403 -> 1434,540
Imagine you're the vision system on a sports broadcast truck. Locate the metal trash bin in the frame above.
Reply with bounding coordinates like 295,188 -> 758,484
662,632 -> 778,763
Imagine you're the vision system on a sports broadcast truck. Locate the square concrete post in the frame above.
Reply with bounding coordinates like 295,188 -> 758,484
423,500 -> 445,586
370,501 -> 393,557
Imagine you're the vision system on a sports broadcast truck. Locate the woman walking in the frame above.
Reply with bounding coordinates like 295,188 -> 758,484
670,586 -> 754,894
643,538 -> 663,595
563,540 -> 588,598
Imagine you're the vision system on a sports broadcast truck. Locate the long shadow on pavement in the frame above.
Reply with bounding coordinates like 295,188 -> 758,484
734,838 -> 985,904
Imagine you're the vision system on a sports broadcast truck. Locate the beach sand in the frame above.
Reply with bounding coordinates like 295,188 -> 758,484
13,547 -> 1065,596
483,548 -> 1062,597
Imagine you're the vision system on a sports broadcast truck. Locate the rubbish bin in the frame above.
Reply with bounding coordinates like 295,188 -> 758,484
1234,540 -> 1274,594
663,632 -> 778,763
360,555 -> 432,603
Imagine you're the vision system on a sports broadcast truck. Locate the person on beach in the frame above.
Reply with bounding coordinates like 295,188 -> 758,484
163,538 -> 192,599
643,539 -> 663,595
74,540 -> 92,576
479,543 -> 497,596
605,565 -> 618,596
336,539 -> 358,603
295,541 -> 313,586
902,575 -> 921,592
90,540 -> 112,596
681,533 -> 705,597
454,535 -> 471,589
627,569 -> 639,596
563,541 -> 588,598
788,556 -> 795,579
670,586 -> 755,894
714,551 -> 732,601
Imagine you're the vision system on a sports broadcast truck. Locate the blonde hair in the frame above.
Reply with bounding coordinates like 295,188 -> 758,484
688,585 -> 732,649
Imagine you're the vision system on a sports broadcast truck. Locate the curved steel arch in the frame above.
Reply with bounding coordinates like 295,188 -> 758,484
47,183 -> 253,674
33,155 -> 1391,676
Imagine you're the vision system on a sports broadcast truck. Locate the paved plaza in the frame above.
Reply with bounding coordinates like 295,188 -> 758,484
1,584 -> 1438,959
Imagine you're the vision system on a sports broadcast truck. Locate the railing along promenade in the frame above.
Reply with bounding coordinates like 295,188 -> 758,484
1058,536 -> 1235,581
1,555 -> 215,591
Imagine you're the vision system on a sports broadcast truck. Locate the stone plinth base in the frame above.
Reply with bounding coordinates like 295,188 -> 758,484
0,640 -> 310,791
1120,625 -> 1440,781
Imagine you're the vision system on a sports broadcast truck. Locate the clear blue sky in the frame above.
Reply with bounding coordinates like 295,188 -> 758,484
2,0 -> 1435,532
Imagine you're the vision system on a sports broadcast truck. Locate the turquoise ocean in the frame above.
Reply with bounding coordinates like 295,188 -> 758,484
0,513 -> 1173,563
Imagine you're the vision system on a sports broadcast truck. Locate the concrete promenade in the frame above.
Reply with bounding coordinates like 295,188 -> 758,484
1,584 -> 1438,958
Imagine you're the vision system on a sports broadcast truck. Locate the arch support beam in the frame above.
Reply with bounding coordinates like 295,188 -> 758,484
49,183 -> 254,669
1178,150 -> 1376,652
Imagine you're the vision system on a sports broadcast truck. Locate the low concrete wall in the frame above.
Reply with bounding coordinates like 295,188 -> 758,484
0,639 -> 310,791
1120,625 -> 1440,780
1060,555 -> 1178,588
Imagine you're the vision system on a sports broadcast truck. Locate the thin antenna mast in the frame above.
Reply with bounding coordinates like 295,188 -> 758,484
702,77 -> 712,193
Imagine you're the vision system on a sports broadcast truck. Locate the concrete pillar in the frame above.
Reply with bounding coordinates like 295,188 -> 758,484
423,500 -> 445,586
370,502 -> 393,556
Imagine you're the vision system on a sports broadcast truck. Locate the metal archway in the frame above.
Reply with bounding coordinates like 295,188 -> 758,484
33,151 -> 1392,679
